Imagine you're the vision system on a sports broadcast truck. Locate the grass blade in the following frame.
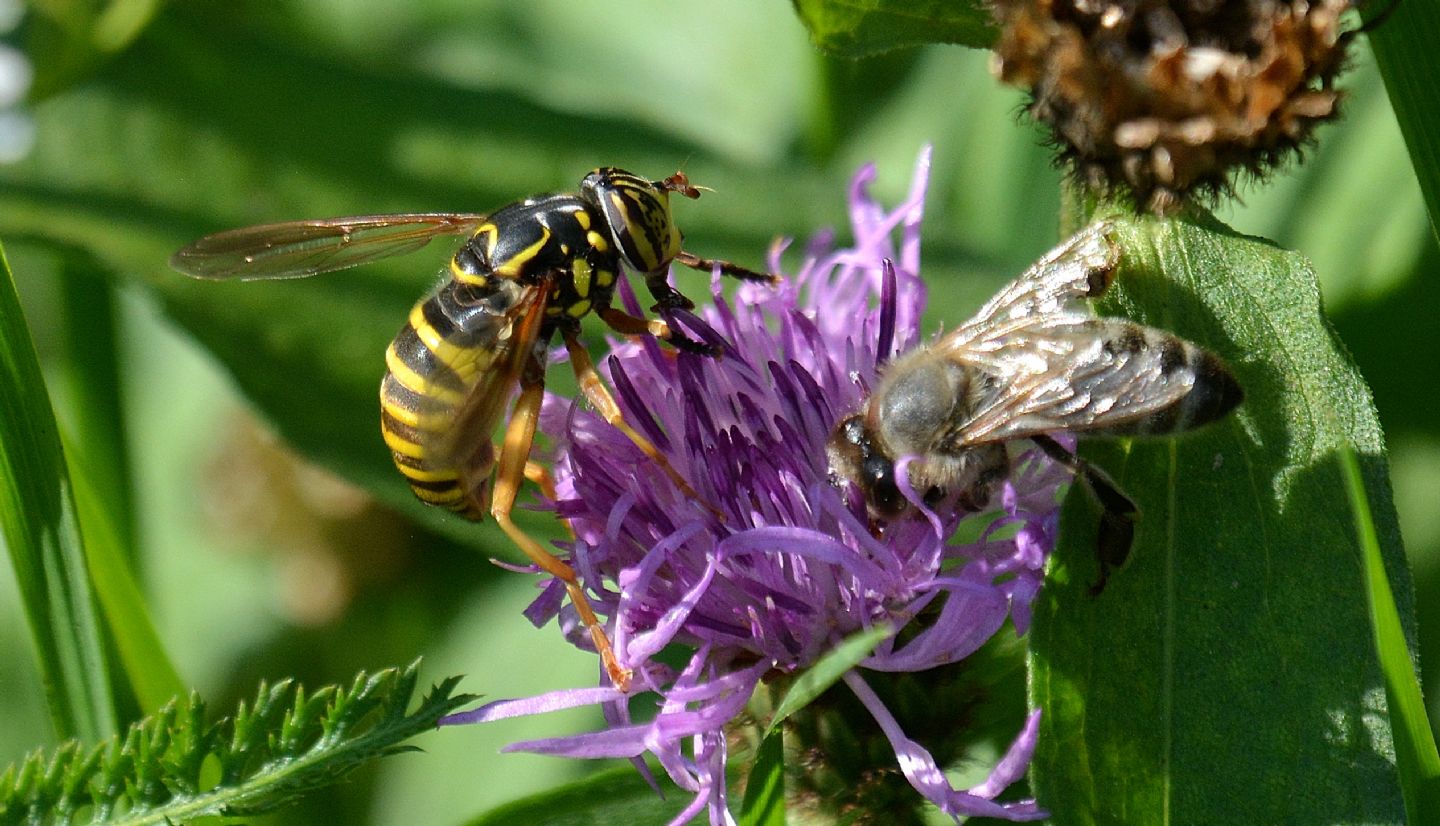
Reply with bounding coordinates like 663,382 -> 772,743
0,240 -> 117,741
1340,444 -> 1440,824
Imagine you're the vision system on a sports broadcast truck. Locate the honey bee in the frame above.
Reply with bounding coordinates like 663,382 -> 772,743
171,168 -> 776,689
826,222 -> 1243,592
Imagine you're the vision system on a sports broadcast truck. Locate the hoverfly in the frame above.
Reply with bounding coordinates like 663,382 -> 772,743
826,222 -> 1243,592
172,168 -> 777,689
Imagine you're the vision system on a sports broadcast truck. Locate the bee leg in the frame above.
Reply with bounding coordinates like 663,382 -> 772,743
1030,435 -> 1139,595
673,250 -> 780,285
562,331 -> 724,520
597,305 -> 719,356
492,374 -> 631,692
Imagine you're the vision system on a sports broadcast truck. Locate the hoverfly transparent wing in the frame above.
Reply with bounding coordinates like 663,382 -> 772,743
171,213 -> 489,281
432,280 -> 552,484
943,221 -> 1119,351
944,316 -> 1202,446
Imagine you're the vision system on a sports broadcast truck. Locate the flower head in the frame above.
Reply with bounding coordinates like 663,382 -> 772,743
443,149 -> 1064,823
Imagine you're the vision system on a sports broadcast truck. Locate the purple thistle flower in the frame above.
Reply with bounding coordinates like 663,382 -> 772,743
442,148 -> 1065,823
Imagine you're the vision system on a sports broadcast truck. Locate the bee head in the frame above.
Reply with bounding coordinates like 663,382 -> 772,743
827,413 -> 906,518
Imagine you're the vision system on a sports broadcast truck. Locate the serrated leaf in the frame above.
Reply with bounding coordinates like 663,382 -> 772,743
791,0 -> 995,57
0,660 -> 474,825
1028,214 -> 1412,823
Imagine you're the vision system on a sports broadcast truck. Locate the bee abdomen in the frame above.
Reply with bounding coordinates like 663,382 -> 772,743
1172,347 -> 1243,430
1128,333 -> 1243,435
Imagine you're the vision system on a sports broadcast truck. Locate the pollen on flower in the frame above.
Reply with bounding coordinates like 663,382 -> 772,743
440,149 -> 1061,824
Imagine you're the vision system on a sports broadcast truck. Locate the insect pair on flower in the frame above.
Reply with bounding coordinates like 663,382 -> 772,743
173,168 -> 1241,691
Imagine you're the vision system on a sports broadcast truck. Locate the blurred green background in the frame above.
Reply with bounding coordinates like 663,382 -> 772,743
0,1 -> 1433,823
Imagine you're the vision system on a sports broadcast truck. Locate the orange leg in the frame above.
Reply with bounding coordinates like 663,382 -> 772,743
492,379 -> 631,692
598,306 -> 716,355
562,332 -> 722,520
524,460 -> 575,541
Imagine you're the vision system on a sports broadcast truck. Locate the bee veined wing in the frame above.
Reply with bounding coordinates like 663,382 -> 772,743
944,222 -> 1120,351
943,315 -> 1200,446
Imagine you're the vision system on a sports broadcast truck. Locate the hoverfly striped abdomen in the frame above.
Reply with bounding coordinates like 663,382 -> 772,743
380,277 -> 529,518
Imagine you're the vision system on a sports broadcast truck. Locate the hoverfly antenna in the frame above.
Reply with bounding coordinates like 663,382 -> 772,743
657,170 -> 709,200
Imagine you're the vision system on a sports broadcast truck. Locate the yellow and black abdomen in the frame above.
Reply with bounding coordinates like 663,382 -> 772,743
379,274 -> 531,519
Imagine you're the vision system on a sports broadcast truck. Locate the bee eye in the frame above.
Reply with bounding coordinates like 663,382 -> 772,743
862,455 -> 904,516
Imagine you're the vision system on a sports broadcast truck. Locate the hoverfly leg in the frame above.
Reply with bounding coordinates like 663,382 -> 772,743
1030,435 -> 1139,594
491,374 -> 632,692
673,250 -> 780,286
644,270 -> 697,312
523,460 -> 576,541
562,332 -> 724,520
597,306 -> 719,356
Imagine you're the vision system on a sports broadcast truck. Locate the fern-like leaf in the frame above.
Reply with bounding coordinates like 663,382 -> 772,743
0,660 -> 474,825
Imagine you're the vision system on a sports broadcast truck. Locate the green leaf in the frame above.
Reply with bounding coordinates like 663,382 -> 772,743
738,730 -> 785,826
790,0 -> 995,57
462,763 -> 696,826
0,240 -> 118,743
1367,0 -> 1440,241
763,623 -> 893,736
1029,214 -> 1412,823
1341,445 -> 1440,823
0,660 -> 474,824
67,442 -> 185,714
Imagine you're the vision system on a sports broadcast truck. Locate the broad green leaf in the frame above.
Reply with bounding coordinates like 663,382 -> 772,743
1029,215 -> 1412,822
463,764 -> 696,826
0,241 -> 117,742
764,623 -> 893,736
738,730 -> 786,826
1367,0 -> 1440,241
1341,445 -> 1440,824
791,0 -> 995,57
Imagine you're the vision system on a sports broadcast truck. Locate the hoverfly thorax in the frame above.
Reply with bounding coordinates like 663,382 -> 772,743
580,167 -> 684,274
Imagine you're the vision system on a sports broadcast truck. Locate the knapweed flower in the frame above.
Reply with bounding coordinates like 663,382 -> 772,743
442,149 -> 1066,823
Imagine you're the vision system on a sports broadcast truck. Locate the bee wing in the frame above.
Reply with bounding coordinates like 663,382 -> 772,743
944,221 -> 1119,350
171,213 -> 488,281
943,315 -> 1198,446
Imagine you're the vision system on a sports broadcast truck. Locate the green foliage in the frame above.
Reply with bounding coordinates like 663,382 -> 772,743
1029,213 -> 1411,823
738,731 -> 785,826
0,661 -> 473,825
0,242 -> 117,743
763,624 -> 894,737
1367,0 -> 1440,240
791,0 -> 995,56
1342,446 -> 1440,823
461,764 -> 696,826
